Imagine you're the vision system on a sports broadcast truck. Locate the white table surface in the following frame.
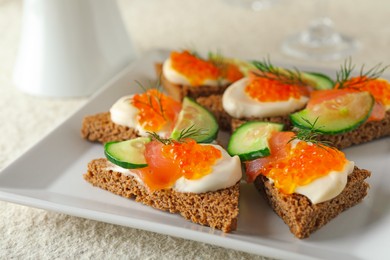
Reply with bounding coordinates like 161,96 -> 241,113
1,0 -> 389,258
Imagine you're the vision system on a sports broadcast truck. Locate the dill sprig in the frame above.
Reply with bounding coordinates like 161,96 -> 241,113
177,124 -> 208,140
336,58 -> 389,89
133,79 -> 166,120
147,125 -> 207,145
208,50 -> 224,64
147,131 -> 172,145
134,76 -> 163,93
208,51 -> 223,69
208,50 -> 229,85
252,57 -> 307,86
289,117 -> 334,149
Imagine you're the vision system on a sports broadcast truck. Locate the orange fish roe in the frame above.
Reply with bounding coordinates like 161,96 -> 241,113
262,136 -> 347,194
246,132 -> 347,194
131,89 -> 182,132
245,74 -> 309,102
162,139 -> 222,179
338,76 -> 390,106
170,51 -> 220,86
220,63 -> 244,83
136,140 -> 222,191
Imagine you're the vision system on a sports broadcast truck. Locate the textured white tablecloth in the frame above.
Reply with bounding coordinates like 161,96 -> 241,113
1,0 -> 389,258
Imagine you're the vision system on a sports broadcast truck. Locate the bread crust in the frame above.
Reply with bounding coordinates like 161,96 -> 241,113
81,112 -> 139,143
254,166 -> 371,239
318,110 -> 390,149
84,158 -> 240,233
156,63 -> 230,102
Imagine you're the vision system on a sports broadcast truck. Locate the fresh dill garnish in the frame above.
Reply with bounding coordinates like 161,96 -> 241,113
289,117 -> 334,149
208,50 -> 228,86
208,52 -> 223,69
208,50 -> 224,64
147,125 -> 207,145
178,124 -> 207,140
147,131 -> 172,145
132,79 -> 166,120
252,57 -> 307,86
134,76 -> 163,93
336,57 -> 389,89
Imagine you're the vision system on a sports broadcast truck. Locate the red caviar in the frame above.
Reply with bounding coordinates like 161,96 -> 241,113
135,139 -> 222,191
170,51 -> 220,86
170,50 -> 244,86
220,63 -> 244,83
245,73 -> 309,102
131,89 -> 182,132
246,132 -> 347,194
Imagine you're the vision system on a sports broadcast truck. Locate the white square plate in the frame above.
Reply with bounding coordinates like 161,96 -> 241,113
1,50 -> 389,260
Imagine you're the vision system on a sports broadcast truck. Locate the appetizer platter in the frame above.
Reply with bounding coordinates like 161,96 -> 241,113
0,50 -> 389,260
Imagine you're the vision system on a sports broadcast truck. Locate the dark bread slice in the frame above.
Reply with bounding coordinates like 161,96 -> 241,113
81,112 -> 139,143
84,158 -> 240,232
254,166 -> 370,239
155,63 -> 230,102
317,110 -> 390,149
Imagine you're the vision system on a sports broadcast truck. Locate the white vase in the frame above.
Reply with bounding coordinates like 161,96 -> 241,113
13,0 -> 136,97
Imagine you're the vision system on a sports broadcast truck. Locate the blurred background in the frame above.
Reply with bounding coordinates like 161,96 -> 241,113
1,0 -> 388,78
114,0 -> 387,67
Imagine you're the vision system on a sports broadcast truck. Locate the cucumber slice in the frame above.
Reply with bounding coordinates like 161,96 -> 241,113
290,91 -> 374,134
104,137 -> 151,169
227,121 -> 284,161
171,97 -> 219,143
301,72 -> 334,90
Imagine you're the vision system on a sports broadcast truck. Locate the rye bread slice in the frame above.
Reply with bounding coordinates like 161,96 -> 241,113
84,158 -> 240,233
317,110 -> 390,149
254,166 -> 370,239
81,112 -> 139,143
155,63 -> 230,102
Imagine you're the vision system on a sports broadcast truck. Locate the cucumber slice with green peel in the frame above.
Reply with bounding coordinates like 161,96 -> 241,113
227,121 -> 284,161
301,72 -> 334,90
290,91 -> 374,134
170,97 -> 219,143
104,137 -> 151,169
